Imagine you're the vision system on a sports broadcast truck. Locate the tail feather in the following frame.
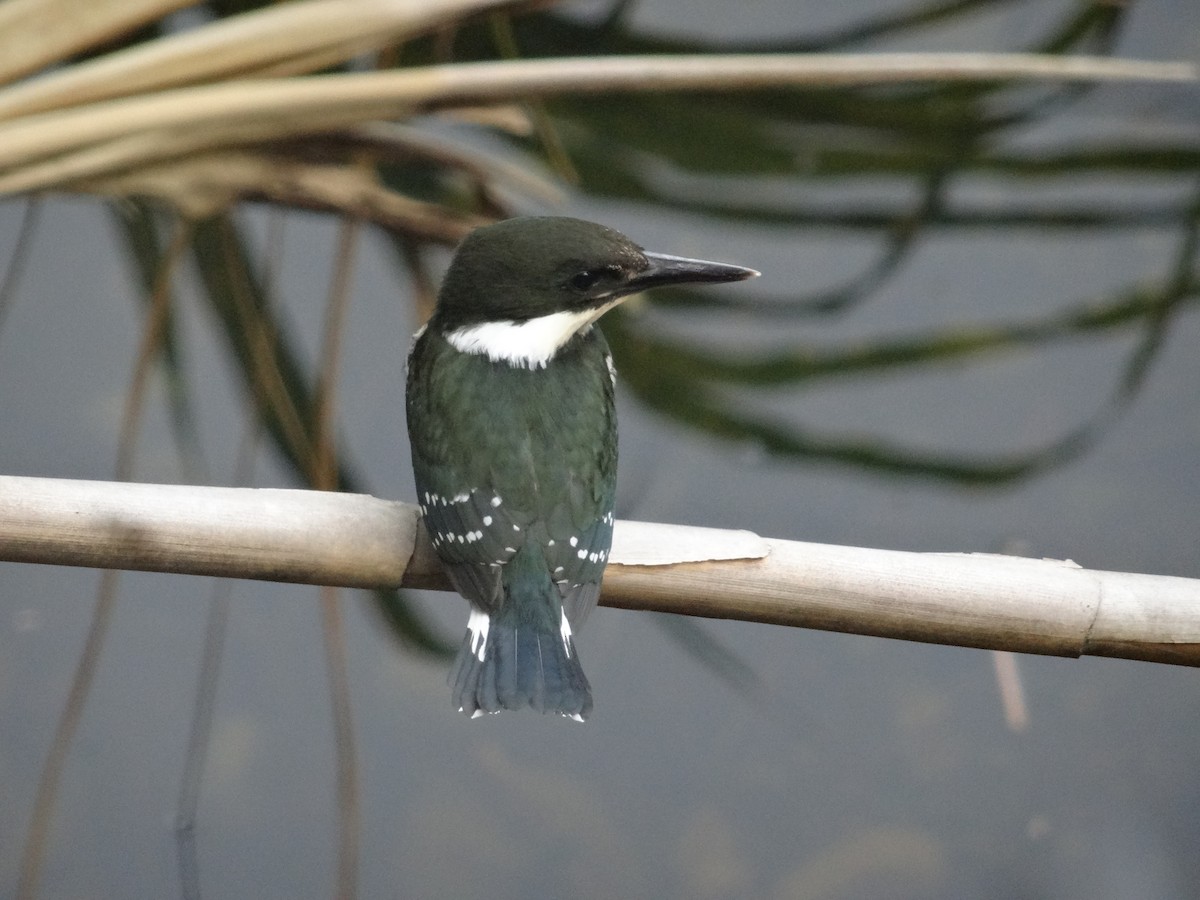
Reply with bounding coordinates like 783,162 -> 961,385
449,615 -> 592,721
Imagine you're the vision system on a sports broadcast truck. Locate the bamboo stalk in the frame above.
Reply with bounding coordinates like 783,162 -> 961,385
1,474 -> 1197,666
0,475 -> 416,586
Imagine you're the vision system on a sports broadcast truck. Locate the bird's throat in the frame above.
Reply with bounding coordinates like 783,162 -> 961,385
444,302 -> 618,369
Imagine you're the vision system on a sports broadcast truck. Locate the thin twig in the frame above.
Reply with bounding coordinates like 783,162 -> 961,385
315,218 -> 362,900
16,571 -> 120,900
117,220 -> 194,478
175,582 -> 231,900
320,584 -> 360,900
16,217 -> 192,900
174,357 -> 271,900
174,208 -> 291,898
213,214 -> 318,471
0,196 -> 39,339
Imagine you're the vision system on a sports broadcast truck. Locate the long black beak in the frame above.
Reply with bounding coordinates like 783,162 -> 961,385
624,251 -> 759,293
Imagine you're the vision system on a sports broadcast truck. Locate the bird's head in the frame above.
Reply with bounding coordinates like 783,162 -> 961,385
431,217 -> 757,367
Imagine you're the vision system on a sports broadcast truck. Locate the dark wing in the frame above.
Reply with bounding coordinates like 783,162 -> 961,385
415,485 -> 528,611
542,505 -> 614,627
416,481 -> 613,625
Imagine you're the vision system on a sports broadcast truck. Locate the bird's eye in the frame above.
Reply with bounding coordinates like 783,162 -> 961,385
571,270 -> 602,291
569,265 -> 621,292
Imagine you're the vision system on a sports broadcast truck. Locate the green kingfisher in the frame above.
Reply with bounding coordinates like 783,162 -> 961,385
405,216 -> 757,720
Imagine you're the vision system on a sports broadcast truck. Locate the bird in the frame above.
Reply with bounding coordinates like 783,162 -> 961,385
405,216 -> 758,720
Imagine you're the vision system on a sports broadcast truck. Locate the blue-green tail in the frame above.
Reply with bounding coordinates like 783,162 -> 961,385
448,602 -> 592,721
